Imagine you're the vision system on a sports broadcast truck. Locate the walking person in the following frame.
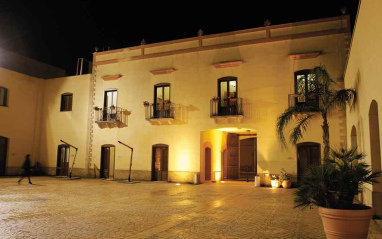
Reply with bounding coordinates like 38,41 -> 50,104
18,154 -> 32,184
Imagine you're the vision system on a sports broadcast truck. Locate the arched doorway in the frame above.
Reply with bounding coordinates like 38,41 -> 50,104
100,145 -> 115,179
351,125 -> 357,149
152,144 -> 168,181
56,144 -> 70,176
297,142 -> 321,181
0,136 -> 8,176
205,147 -> 212,181
369,100 -> 382,193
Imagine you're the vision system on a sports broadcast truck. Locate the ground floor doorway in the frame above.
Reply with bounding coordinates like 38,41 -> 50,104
0,136 -> 8,176
100,145 -> 115,179
56,144 -> 70,176
152,144 -> 168,181
297,142 -> 321,181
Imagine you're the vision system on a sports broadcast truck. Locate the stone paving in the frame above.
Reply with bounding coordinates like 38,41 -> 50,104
0,177 -> 381,239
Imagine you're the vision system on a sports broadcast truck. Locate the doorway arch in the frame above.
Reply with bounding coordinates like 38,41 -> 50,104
297,142 -> 321,181
205,147 -> 212,181
0,136 -> 8,176
369,100 -> 382,190
152,144 -> 169,181
100,144 -> 115,179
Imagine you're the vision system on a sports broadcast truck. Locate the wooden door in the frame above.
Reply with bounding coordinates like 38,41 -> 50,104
240,138 -> 256,174
0,136 -> 8,176
226,133 -> 239,179
56,145 -> 70,176
152,145 -> 168,181
205,147 -> 212,181
297,143 -> 321,181
100,147 -> 110,178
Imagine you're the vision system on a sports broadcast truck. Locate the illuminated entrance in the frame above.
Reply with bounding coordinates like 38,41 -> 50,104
200,128 -> 257,183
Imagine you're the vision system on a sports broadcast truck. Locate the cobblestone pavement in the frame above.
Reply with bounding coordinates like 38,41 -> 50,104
0,177 -> 381,239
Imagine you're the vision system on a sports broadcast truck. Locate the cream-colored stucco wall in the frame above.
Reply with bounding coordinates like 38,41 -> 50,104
344,0 -> 382,215
90,33 -> 348,182
39,74 -> 90,175
0,67 -> 44,173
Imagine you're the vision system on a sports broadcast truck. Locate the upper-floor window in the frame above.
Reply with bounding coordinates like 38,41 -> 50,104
295,70 -> 318,108
0,87 -> 8,107
60,93 -> 73,111
154,83 -> 171,118
218,77 -> 237,107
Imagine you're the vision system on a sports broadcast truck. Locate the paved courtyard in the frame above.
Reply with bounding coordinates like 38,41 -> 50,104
0,177 -> 381,239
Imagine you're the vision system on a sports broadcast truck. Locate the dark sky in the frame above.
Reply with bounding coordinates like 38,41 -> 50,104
0,0 -> 359,76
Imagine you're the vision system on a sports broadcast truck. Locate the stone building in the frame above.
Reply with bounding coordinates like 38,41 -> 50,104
1,16 -> 351,186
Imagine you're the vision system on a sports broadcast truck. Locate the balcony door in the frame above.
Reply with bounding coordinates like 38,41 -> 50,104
103,89 -> 118,121
56,145 -> 70,176
218,77 -> 237,115
154,84 -> 170,118
0,136 -> 8,176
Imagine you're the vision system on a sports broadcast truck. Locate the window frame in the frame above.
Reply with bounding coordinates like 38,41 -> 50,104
60,93 -> 73,112
294,70 -> 318,109
0,87 -> 8,107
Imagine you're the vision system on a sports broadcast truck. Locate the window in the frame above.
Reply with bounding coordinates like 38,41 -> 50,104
0,87 -> 8,107
154,83 -> 171,118
60,93 -> 73,111
295,70 -> 318,108
103,89 -> 118,121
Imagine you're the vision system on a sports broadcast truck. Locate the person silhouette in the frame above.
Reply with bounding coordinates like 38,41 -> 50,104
18,154 -> 32,184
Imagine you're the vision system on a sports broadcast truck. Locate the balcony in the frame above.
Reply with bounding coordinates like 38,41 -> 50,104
94,107 -> 125,123
144,102 -> 175,123
210,97 -> 243,118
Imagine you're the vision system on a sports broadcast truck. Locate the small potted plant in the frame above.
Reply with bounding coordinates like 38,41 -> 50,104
295,148 -> 381,239
270,174 -> 281,188
228,95 -> 237,102
279,168 -> 292,189
164,100 -> 172,106
110,105 -> 116,110
143,101 -> 150,107
211,96 -> 219,102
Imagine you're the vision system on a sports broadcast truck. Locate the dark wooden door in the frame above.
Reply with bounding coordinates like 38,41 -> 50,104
226,133 -> 239,179
240,138 -> 256,174
56,145 -> 70,176
152,145 -> 168,181
297,143 -> 321,181
205,147 -> 212,181
0,136 -> 8,176
100,147 -> 110,178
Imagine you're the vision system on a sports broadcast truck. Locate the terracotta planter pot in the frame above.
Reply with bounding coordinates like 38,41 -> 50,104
318,207 -> 375,239
281,180 -> 291,188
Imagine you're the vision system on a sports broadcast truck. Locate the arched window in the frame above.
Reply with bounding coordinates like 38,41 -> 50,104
294,70 -> 318,108
351,125 -> 357,149
0,87 -> 8,107
60,93 -> 73,111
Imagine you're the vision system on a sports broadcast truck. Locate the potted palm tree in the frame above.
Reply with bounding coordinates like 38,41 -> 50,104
279,168 -> 292,188
295,148 -> 381,239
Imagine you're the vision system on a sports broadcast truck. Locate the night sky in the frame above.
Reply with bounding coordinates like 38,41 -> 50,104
0,0 -> 359,76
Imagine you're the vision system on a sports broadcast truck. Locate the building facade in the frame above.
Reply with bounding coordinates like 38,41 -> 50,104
344,0 -> 382,217
1,16 -> 351,186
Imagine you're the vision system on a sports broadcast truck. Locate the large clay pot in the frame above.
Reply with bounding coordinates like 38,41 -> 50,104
281,180 -> 291,189
318,207 -> 374,239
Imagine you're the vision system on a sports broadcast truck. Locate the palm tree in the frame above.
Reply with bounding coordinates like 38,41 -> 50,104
276,66 -> 357,160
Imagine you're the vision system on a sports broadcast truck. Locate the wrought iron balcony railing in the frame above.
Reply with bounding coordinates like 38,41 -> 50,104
144,102 -> 174,120
210,97 -> 243,117
94,107 -> 124,123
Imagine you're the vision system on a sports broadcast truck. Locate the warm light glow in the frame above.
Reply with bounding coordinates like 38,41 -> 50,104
214,171 -> 221,181
221,181 -> 225,183
271,180 -> 280,188
176,183 -> 181,186
216,127 -> 256,134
